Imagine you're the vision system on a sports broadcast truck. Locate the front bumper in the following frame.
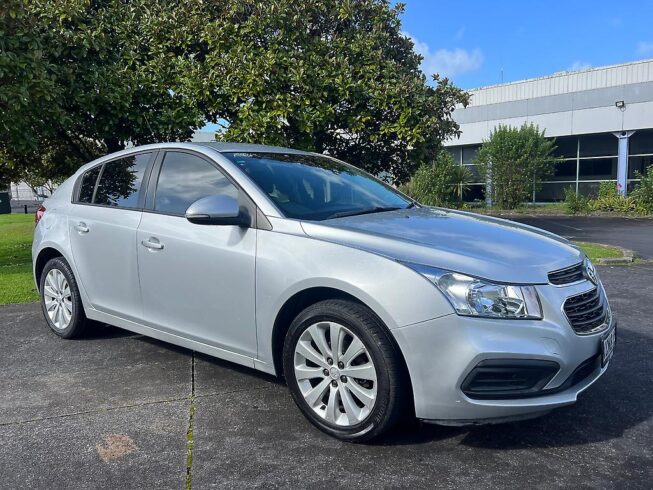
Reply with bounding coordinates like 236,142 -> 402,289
392,280 -> 614,424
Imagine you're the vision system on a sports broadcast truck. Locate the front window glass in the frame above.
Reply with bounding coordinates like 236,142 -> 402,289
154,151 -> 238,215
222,152 -> 411,220
94,153 -> 151,208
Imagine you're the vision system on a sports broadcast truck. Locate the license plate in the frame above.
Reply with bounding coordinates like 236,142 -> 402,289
601,325 -> 616,367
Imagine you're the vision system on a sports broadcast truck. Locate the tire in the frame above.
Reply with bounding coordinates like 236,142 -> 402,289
282,299 -> 407,442
39,256 -> 89,339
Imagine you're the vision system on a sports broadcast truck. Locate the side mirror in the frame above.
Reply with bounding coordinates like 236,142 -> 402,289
185,195 -> 250,226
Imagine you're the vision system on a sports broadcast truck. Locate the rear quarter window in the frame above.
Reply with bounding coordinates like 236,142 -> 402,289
94,153 -> 152,208
77,166 -> 102,203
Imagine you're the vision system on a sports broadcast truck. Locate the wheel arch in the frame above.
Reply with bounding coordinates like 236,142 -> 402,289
270,287 -> 414,409
34,246 -> 65,292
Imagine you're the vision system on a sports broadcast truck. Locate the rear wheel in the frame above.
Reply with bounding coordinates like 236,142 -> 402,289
283,299 -> 406,442
40,257 -> 89,339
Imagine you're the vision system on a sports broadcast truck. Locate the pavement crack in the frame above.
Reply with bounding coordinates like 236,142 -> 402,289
185,351 -> 196,490
0,396 -> 189,427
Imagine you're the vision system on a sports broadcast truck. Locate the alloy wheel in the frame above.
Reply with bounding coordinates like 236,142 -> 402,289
293,321 -> 378,426
43,268 -> 73,330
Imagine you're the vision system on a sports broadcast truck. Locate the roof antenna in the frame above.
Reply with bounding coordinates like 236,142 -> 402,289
501,68 -> 504,84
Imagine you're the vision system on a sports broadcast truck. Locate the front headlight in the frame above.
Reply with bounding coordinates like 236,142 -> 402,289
404,263 -> 543,319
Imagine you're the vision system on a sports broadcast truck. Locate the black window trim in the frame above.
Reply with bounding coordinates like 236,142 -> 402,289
71,149 -> 158,211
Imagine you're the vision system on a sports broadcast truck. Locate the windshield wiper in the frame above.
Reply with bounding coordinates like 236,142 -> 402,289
326,206 -> 404,220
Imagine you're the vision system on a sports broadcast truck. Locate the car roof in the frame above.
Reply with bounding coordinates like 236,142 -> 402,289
192,142 -> 314,155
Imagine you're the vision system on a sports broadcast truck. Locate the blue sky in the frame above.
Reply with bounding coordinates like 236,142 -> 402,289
398,0 -> 653,89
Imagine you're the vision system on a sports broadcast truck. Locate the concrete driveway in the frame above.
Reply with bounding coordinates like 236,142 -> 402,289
506,216 -> 653,259
1,265 -> 652,489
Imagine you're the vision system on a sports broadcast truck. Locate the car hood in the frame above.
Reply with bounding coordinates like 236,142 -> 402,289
300,207 -> 584,284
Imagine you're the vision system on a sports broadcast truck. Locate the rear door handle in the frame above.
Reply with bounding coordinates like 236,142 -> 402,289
75,222 -> 89,233
141,238 -> 164,250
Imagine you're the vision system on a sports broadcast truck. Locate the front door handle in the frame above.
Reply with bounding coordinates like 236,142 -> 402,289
141,238 -> 164,250
75,222 -> 89,233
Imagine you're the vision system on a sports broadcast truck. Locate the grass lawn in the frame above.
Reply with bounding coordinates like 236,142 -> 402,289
0,214 -> 626,306
0,214 -> 39,305
573,241 -> 624,262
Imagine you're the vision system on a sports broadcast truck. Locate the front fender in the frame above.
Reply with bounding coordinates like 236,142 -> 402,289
255,227 -> 454,372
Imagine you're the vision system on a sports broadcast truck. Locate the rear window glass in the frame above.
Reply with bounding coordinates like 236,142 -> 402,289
77,166 -> 101,203
94,153 -> 152,208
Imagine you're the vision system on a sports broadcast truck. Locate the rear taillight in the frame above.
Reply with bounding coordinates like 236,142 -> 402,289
35,205 -> 46,224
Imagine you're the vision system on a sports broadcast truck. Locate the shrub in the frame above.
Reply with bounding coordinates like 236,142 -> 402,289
630,164 -> 653,214
588,182 -> 639,213
563,187 -> 589,214
475,123 -> 558,209
401,151 -> 469,207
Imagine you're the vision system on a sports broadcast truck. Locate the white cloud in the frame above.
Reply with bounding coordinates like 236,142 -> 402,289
568,61 -> 591,71
637,41 -> 653,56
454,27 -> 465,41
405,32 -> 483,78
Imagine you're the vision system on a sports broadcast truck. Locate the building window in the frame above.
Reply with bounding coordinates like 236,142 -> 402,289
535,182 -> 570,202
628,155 -> 653,179
578,133 -> 618,158
462,145 -> 480,165
578,157 -> 618,181
550,159 -> 577,181
446,147 -> 462,165
552,136 -> 578,159
463,184 -> 485,202
629,129 -> 653,156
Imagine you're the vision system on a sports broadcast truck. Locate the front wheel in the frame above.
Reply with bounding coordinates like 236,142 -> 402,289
283,299 -> 407,442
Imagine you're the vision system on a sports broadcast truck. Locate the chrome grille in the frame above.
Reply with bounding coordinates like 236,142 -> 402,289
563,287 -> 609,335
548,263 -> 584,285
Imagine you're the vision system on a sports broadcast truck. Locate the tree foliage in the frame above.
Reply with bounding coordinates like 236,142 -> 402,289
1,0 -> 468,188
175,0 -> 468,183
475,123 -> 558,209
399,151 -> 471,207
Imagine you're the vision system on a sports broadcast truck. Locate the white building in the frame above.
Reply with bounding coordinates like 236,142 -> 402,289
444,59 -> 653,201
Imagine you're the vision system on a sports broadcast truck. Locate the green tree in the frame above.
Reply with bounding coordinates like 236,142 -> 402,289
2,0 -> 468,186
177,0 -> 468,183
475,123 -> 558,209
400,151 -> 469,206
1,0 -> 206,184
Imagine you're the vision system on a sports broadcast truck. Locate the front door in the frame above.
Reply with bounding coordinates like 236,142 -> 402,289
136,150 -> 257,358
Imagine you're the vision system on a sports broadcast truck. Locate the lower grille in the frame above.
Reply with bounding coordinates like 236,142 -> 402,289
461,359 -> 559,399
563,287 -> 608,334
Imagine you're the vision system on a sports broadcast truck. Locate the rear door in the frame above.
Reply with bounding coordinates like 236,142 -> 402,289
136,150 -> 257,358
69,151 -> 155,321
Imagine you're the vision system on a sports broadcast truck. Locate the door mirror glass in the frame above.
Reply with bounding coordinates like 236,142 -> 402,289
185,195 -> 249,226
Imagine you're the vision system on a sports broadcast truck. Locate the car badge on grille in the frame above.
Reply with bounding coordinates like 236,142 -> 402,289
584,260 -> 598,285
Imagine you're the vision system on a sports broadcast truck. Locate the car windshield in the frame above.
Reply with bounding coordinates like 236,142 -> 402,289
222,152 -> 413,221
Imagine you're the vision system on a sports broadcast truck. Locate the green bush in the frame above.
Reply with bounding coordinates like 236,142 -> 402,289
563,186 -> 589,214
400,151 -> 470,207
588,181 -> 640,213
630,164 -> 653,214
475,123 -> 558,209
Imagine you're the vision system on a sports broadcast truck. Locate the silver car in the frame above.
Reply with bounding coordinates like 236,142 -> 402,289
32,142 -> 616,441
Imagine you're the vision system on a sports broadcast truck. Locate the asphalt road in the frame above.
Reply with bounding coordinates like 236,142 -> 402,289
505,216 -> 653,259
1,265 -> 652,489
